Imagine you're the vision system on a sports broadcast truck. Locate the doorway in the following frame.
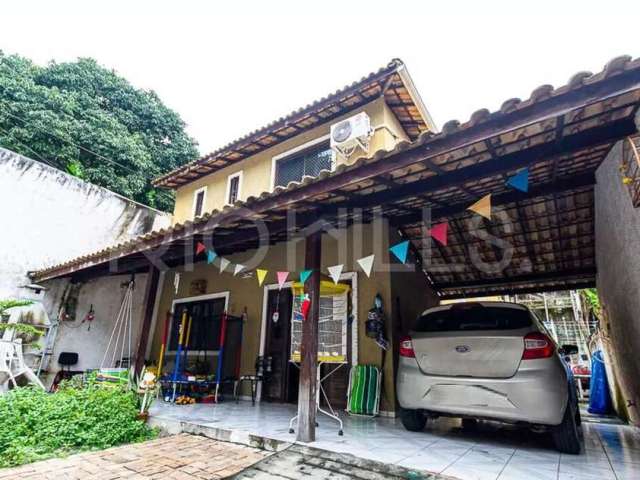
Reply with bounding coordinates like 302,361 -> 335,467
260,275 -> 357,408
262,287 -> 298,403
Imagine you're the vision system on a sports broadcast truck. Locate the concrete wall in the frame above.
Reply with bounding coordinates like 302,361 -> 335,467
0,148 -> 171,299
147,222 -> 438,413
594,139 -> 640,425
39,273 -> 152,386
172,98 -> 409,224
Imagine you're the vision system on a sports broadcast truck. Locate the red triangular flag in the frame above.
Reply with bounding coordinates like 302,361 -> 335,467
195,242 -> 206,255
429,222 -> 448,246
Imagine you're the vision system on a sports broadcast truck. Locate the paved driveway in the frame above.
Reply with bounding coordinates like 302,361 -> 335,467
0,434 -> 268,479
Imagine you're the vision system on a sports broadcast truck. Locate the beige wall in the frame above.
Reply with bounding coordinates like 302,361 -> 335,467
172,98 -> 409,224
149,221 -> 437,413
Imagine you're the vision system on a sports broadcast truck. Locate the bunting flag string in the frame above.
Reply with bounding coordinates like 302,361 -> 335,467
467,194 -> 492,220
506,168 -> 529,193
429,222 -> 449,246
207,250 -> 217,264
256,269 -> 268,286
219,258 -> 230,273
276,271 -> 289,289
299,269 -> 312,284
195,242 -> 206,256
389,240 -> 410,264
233,264 -> 245,276
327,264 -> 343,284
357,254 -> 375,277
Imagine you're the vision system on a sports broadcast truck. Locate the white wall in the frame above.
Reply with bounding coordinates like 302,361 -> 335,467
38,274 -> 151,385
0,148 -> 170,385
0,148 -> 171,298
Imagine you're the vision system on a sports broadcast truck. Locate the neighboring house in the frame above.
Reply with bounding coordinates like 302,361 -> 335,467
28,56 -> 640,434
0,148 -> 171,383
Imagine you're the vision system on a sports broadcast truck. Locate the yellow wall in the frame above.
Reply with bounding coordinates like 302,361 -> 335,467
172,98 -> 409,224
149,221 -> 436,413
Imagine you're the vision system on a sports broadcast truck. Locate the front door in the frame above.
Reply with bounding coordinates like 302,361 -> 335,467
263,288 -> 296,403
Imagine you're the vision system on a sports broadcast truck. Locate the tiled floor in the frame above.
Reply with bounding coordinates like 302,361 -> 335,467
151,401 -> 640,480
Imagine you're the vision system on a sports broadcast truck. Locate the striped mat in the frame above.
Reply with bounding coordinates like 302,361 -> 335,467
346,365 -> 381,416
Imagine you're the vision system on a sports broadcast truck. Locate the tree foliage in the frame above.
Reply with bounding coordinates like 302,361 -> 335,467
0,52 -> 198,211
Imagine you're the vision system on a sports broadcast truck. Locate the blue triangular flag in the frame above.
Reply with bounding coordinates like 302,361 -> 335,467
506,168 -> 529,193
299,269 -> 312,284
389,240 -> 410,264
207,250 -> 217,264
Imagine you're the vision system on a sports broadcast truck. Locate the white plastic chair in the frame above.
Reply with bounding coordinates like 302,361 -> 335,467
0,306 -> 46,391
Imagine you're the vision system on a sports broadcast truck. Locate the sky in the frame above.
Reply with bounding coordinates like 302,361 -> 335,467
1,0 -> 639,155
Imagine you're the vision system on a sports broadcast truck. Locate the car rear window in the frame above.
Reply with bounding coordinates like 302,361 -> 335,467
414,305 -> 532,332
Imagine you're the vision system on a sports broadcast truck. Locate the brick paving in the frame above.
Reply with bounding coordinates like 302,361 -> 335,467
0,434 -> 270,479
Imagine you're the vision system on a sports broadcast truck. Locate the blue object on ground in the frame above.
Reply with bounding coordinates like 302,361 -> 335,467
588,350 -> 612,415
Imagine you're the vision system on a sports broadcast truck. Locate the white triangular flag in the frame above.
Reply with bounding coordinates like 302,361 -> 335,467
357,254 -> 375,277
327,264 -> 344,284
219,258 -> 230,273
233,264 -> 245,276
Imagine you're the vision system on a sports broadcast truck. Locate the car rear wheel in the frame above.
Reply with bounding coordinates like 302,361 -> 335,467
552,404 -> 581,454
400,408 -> 427,432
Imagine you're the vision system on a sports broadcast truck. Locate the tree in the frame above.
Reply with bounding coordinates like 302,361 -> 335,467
0,52 -> 198,211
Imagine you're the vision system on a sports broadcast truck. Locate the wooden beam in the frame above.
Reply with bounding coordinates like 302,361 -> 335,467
296,230 -> 322,442
134,264 -> 160,374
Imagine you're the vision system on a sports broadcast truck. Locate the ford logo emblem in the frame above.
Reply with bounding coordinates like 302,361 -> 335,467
455,345 -> 470,353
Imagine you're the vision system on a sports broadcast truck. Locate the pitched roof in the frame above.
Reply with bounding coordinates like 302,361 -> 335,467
152,59 -> 435,189
31,55 -> 640,300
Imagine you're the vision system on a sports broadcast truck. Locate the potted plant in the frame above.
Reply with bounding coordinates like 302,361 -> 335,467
131,367 -> 158,421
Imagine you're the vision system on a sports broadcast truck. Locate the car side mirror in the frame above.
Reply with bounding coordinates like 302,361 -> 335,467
560,344 -> 579,355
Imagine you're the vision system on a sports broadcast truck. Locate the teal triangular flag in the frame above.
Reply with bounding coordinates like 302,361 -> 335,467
506,168 -> 529,193
207,250 -> 217,264
299,269 -> 312,284
389,240 -> 410,264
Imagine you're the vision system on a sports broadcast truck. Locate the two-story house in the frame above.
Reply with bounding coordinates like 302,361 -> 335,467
143,59 -> 439,415
30,55 -> 640,438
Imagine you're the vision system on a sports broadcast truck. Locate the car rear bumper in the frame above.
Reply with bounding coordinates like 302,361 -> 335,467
397,357 -> 568,426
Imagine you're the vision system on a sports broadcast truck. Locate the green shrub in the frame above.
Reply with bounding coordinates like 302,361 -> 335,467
0,381 -> 157,467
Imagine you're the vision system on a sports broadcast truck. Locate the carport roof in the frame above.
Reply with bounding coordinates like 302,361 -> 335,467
31,56 -> 640,299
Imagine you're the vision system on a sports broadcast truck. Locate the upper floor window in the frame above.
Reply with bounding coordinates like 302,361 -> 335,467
226,171 -> 243,205
192,186 -> 207,218
272,137 -> 334,189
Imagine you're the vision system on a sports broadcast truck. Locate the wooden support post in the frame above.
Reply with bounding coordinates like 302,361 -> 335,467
134,264 -> 160,375
296,230 -> 322,442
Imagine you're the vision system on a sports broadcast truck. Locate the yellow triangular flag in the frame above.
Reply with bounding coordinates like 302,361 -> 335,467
256,269 -> 268,286
467,194 -> 492,220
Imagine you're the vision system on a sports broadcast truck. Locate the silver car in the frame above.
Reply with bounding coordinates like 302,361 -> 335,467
397,301 -> 581,454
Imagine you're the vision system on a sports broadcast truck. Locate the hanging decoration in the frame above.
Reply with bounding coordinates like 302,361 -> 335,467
429,222 -> 449,246
299,269 -> 312,284
300,294 -> 311,320
389,240 -> 410,264
467,194 -> 492,220
195,242 -> 206,256
357,254 -> 375,277
506,168 -> 529,193
207,250 -> 217,264
277,271 -> 289,289
256,269 -> 268,286
327,264 -> 344,284
173,272 -> 181,295
219,258 -> 230,273
233,264 -> 245,276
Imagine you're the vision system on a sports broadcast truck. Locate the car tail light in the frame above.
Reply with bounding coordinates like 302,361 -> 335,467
522,332 -> 555,360
399,336 -> 415,358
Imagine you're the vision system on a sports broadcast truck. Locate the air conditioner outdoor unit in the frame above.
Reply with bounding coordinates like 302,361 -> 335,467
330,112 -> 373,158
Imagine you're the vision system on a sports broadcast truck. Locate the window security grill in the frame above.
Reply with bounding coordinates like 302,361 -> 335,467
228,176 -> 240,204
274,143 -> 333,188
194,190 -> 205,217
